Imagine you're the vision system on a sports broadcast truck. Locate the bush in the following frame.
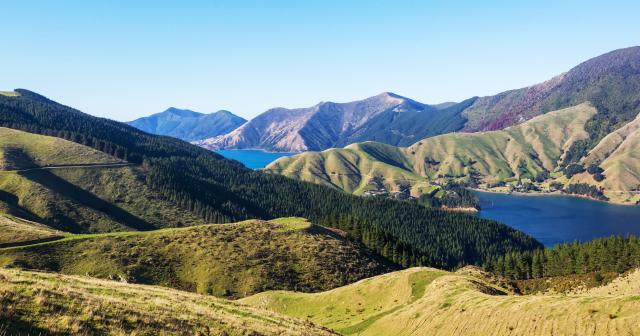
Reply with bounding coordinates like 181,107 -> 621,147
563,164 -> 585,178
587,164 -> 604,175
535,171 -> 549,183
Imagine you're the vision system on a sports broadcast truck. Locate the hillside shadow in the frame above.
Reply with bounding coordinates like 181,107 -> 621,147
0,189 -> 44,223
19,169 -> 155,231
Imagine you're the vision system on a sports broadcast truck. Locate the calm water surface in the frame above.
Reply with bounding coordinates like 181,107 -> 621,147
215,149 -> 295,169
211,151 -> 640,246
475,191 -> 640,246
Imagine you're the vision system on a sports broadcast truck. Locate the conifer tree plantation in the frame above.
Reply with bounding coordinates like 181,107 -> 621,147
484,235 -> 640,280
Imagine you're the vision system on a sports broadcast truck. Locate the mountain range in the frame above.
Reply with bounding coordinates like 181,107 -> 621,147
131,47 -> 640,157
194,93 -> 476,152
266,46 -> 640,204
127,107 -> 246,142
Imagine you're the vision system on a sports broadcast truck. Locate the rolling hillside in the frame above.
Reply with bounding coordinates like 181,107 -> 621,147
0,268 -> 335,335
127,107 -> 246,141
0,214 -> 63,247
0,218 -> 394,298
0,127 -> 207,233
0,88 -> 541,269
243,266 -> 640,336
267,104 -> 596,193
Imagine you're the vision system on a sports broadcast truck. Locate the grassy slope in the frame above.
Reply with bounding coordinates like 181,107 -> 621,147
0,127 -> 208,233
0,214 -> 64,246
0,268 -> 336,336
0,127 -> 122,169
267,103 -> 596,196
572,113 -> 640,203
243,266 -> 640,336
0,218 -> 394,298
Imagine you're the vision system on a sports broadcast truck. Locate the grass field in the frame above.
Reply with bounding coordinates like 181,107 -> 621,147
0,267 -> 336,336
0,218 -> 393,298
243,266 -> 640,336
0,214 -> 64,246
0,127 -> 123,170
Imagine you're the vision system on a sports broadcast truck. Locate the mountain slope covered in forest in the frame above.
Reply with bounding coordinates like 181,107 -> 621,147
0,89 -> 540,270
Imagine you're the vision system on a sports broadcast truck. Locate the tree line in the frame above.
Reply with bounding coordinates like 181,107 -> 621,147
484,235 -> 640,279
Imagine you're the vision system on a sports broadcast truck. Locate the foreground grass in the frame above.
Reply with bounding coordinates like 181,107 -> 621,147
0,268 -> 336,336
243,267 -> 640,336
0,218 -> 394,298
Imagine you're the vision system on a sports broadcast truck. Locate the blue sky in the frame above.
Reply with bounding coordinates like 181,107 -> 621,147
1,1 -> 639,121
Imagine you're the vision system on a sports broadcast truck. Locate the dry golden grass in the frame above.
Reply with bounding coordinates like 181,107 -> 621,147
0,127 -> 123,169
0,218 -> 392,298
244,266 -> 640,336
0,268 -> 337,335
267,103 -> 601,199
0,214 -> 64,245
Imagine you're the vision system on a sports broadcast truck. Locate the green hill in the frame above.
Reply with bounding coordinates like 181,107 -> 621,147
267,102 -> 640,204
0,268 -> 335,336
243,266 -> 640,336
0,218 -> 394,298
0,127 -> 207,233
0,89 -> 541,269
0,214 -> 64,247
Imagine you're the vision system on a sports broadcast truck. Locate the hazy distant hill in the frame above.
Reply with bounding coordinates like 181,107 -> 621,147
196,93 -> 474,152
127,107 -> 246,141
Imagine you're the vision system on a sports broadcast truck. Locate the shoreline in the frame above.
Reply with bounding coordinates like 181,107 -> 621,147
469,188 -> 638,206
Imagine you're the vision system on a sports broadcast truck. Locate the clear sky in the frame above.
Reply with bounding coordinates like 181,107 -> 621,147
1,1 -> 639,121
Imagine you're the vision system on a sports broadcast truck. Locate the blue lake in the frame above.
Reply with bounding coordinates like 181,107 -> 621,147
213,150 -> 640,247
215,149 -> 295,169
475,191 -> 640,246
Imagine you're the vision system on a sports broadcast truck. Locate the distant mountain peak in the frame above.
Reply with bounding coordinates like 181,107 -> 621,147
127,108 -> 246,141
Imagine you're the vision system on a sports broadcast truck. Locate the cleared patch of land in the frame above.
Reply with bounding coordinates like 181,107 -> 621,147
0,267 -> 336,336
0,127 -> 123,170
243,266 -> 640,336
0,218 -> 394,298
